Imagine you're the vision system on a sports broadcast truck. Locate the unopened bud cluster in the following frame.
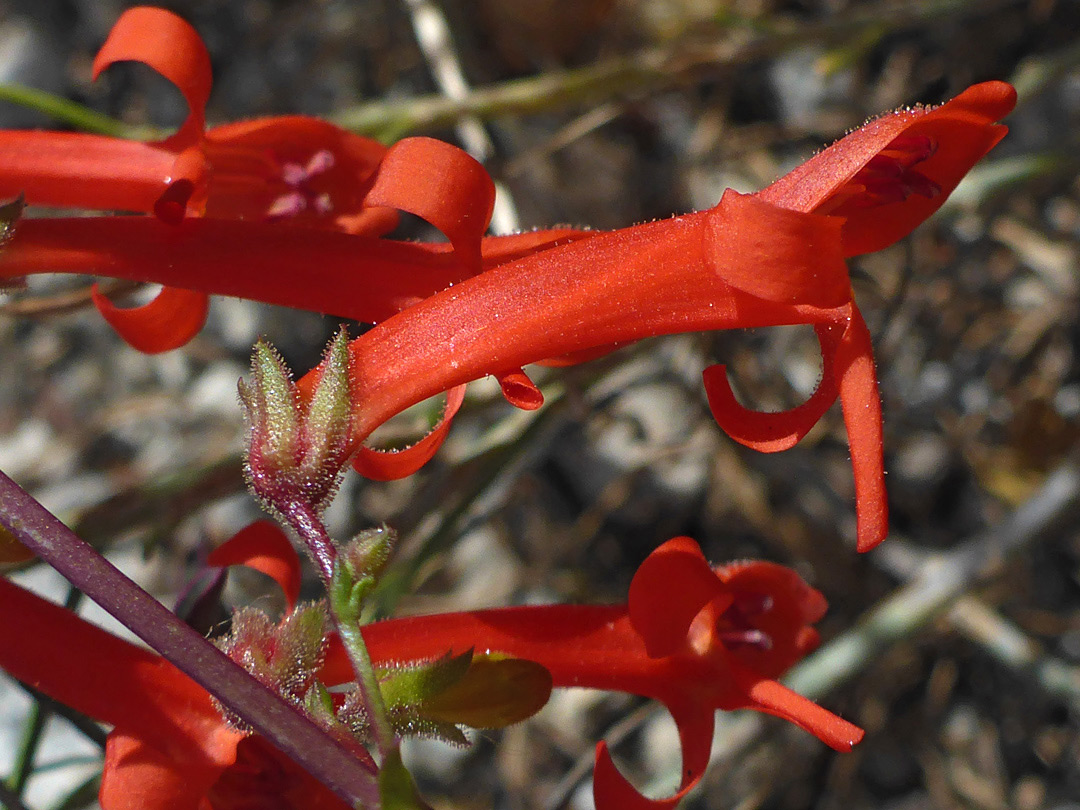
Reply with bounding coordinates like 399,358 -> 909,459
239,328 -> 353,518
214,602 -> 328,729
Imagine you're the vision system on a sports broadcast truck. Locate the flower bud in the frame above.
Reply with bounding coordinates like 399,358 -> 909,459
239,329 -> 354,518
216,602 -> 329,718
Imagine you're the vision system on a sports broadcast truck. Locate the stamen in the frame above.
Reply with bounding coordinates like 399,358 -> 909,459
266,150 -> 338,220
817,134 -> 940,214
719,629 -> 773,650
304,150 -> 336,176
280,163 -> 308,187
266,192 -> 308,219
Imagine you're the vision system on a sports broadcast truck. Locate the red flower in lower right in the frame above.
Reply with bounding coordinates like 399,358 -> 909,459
349,536 -> 863,809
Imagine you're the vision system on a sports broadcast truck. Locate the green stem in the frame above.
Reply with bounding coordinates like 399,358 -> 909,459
334,605 -> 397,760
0,84 -> 154,139
7,702 -> 44,796
285,504 -> 398,762
331,0 -> 1017,138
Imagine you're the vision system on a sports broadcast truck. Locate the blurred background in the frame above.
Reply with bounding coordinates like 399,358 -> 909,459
1,1 -> 1079,808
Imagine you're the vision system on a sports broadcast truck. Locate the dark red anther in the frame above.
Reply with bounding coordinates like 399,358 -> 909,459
826,134 -> 941,212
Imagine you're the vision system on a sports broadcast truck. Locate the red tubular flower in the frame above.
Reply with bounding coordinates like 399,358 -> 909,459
0,6 -> 516,352
0,522 -> 361,810
0,530 -> 856,810
283,80 -> 1013,551
0,81 -> 1015,546
330,535 -> 861,809
0,7 -> 392,231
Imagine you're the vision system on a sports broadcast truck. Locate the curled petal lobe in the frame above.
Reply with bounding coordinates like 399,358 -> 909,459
207,521 -> 302,611
364,136 -> 496,271
705,190 -> 850,309
91,284 -> 209,354
494,368 -> 544,410
627,536 -> 729,658
156,146 -> 210,223
351,384 -> 467,481
704,305 -> 887,552
702,321 -> 845,454
833,307 -> 888,551
93,6 -> 212,148
593,697 -> 715,810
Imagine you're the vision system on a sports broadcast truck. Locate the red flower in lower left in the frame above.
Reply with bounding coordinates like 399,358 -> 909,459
0,574 -> 350,810
0,562 -> 361,810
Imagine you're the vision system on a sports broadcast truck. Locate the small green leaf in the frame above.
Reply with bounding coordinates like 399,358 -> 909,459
422,653 -> 553,729
377,650 -> 472,710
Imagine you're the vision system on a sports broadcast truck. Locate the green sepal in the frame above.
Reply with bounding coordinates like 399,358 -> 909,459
422,652 -> 553,729
342,526 -> 394,580
250,340 -> 300,471
377,650 -> 472,711
301,326 -> 352,485
271,602 -> 329,697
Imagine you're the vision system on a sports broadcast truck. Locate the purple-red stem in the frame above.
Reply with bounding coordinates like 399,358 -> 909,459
283,500 -> 337,584
0,467 -> 380,809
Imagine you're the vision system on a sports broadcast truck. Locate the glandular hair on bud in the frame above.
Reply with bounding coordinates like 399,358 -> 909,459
342,525 -> 395,582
